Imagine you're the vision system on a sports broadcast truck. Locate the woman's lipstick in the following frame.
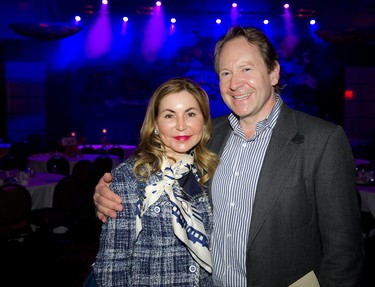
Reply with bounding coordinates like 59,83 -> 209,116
174,136 -> 190,141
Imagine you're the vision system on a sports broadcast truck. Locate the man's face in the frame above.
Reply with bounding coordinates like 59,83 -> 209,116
217,36 -> 279,124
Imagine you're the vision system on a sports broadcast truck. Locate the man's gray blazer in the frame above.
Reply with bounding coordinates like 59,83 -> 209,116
208,103 -> 364,287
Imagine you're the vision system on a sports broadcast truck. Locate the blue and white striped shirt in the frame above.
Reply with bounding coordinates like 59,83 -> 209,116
211,97 -> 282,286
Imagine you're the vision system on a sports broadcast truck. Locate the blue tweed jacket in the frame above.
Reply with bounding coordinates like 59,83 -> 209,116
94,157 -> 214,287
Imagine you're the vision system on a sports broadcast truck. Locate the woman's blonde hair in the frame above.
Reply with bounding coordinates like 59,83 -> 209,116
132,77 -> 218,186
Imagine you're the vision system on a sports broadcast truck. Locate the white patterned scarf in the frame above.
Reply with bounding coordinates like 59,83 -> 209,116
135,151 -> 212,273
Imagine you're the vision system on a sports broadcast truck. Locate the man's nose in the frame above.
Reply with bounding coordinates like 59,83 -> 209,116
230,74 -> 243,91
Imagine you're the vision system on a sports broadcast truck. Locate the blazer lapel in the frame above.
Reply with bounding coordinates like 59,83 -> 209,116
209,116 -> 232,155
207,116 -> 232,204
247,105 -> 305,247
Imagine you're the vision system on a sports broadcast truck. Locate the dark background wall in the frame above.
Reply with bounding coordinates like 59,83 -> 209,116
1,0 -> 375,153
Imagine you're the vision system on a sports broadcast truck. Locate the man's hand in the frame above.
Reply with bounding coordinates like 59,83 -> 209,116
93,172 -> 123,223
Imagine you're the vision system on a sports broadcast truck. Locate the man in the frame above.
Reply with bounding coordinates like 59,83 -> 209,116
94,26 -> 363,286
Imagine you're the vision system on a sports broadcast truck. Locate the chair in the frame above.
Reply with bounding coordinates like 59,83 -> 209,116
72,159 -> 95,187
108,146 -> 125,160
72,159 -> 97,220
81,145 -> 96,155
29,176 -> 80,235
1,142 -> 30,171
47,155 -> 70,176
93,148 -> 108,155
0,183 -> 32,242
93,154 -> 113,182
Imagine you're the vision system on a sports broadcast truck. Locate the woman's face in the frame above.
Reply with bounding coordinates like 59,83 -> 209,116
155,90 -> 204,162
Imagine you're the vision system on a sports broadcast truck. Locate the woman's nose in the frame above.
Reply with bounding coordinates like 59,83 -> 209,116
176,117 -> 187,130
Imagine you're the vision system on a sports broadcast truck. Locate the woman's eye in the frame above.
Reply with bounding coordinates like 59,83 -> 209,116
164,114 -> 173,119
187,112 -> 196,117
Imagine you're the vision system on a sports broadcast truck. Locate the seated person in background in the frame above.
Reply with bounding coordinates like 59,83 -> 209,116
93,77 -> 219,286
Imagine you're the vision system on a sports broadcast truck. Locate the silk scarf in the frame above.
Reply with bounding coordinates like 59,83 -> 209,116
135,151 -> 212,273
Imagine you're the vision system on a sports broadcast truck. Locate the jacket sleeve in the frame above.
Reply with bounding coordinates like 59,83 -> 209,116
93,162 -> 138,286
315,125 -> 364,286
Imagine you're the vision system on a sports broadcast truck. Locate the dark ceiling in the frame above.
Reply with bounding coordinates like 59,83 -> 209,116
2,0 -> 375,23
1,0 -> 375,40
55,0 -> 375,19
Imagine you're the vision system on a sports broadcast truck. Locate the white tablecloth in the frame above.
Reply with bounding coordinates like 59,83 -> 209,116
358,185 -> 375,218
25,172 -> 65,210
28,153 -> 121,174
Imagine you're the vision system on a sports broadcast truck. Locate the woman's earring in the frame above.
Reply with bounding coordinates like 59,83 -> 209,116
154,128 -> 159,135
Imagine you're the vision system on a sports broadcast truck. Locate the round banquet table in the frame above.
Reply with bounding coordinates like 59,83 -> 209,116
24,172 -> 65,210
28,153 -> 121,174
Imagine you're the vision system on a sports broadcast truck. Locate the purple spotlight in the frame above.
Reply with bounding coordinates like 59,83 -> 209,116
216,19 -> 221,24
284,3 -> 289,9
156,1 -> 162,6
263,19 -> 269,25
75,16 -> 81,22
169,24 -> 175,36
85,2 -> 112,58
171,18 -> 176,23
102,0 -> 108,5
310,19 -> 316,25
123,17 -> 129,22
231,2 -> 239,25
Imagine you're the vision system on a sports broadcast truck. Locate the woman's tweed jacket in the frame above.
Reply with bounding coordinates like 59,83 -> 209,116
94,157 -> 214,287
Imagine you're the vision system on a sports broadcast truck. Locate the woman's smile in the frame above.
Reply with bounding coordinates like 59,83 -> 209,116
174,135 -> 191,141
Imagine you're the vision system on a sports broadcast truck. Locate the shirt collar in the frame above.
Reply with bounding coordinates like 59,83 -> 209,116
228,94 -> 283,138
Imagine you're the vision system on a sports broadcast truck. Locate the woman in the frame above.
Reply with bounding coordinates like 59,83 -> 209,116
93,77 -> 219,286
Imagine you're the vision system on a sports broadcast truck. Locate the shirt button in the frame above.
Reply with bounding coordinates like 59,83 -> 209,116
230,202 -> 235,207
189,265 -> 197,273
154,206 -> 161,213
242,143 -> 247,148
234,171 -> 239,176
199,197 -> 205,202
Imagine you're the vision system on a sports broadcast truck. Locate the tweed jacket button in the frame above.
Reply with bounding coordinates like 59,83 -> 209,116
154,206 -> 161,213
189,265 -> 197,273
